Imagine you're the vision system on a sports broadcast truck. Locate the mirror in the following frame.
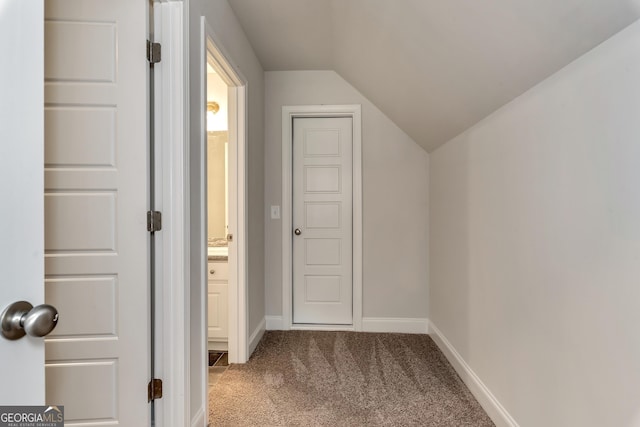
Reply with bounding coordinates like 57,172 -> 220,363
208,132 -> 228,241
207,67 -> 229,245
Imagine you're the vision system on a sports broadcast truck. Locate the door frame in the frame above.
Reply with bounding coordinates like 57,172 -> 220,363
201,17 -> 249,364
200,17 -> 250,427
152,2 -> 188,426
281,105 -> 363,331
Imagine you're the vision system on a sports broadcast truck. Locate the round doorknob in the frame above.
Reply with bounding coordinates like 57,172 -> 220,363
294,228 -> 302,235
0,301 -> 59,340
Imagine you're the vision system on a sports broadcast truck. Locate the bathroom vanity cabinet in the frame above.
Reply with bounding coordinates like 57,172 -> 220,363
207,261 -> 228,350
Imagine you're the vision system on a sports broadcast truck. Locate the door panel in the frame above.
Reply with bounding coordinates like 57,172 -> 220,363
0,0 -> 45,405
44,1 -> 149,425
46,361 -> 118,420
293,118 -> 353,324
46,277 -> 117,337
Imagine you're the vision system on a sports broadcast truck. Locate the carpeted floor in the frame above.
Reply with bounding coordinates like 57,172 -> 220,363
209,331 -> 494,426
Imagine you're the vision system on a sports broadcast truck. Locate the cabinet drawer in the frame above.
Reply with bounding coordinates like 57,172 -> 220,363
208,262 -> 229,281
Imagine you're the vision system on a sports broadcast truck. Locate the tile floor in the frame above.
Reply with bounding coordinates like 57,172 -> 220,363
208,351 -> 229,390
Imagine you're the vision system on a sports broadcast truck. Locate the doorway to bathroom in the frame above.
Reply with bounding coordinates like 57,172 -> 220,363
206,57 -> 233,358
206,60 -> 231,377
201,21 -> 249,389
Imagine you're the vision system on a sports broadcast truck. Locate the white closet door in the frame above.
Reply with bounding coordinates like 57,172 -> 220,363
292,117 -> 353,325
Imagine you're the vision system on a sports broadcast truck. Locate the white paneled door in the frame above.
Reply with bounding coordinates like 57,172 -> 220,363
292,117 -> 353,324
0,0 -> 150,424
43,0 -> 150,425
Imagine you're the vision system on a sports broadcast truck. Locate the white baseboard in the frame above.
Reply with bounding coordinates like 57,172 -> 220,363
190,407 -> 205,427
248,317 -> 266,357
428,321 -> 519,427
362,317 -> 429,334
267,316 -> 429,334
266,315 -> 284,330
291,324 -> 355,331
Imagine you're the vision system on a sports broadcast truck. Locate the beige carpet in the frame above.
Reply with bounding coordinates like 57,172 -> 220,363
209,331 -> 494,426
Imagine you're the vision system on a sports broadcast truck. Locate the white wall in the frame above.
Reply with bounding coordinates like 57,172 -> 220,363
264,71 -> 429,322
430,21 -> 640,427
187,0 -> 264,422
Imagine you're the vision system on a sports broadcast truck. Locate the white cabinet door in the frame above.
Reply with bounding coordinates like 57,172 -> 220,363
0,0 -> 46,405
292,117 -> 353,324
42,0 -> 150,425
208,262 -> 229,342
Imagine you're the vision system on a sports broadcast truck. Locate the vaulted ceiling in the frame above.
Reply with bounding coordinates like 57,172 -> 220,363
228,0 -> 640,152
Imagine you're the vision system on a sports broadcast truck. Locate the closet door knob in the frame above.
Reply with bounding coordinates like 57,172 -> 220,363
294,228 -> 302,236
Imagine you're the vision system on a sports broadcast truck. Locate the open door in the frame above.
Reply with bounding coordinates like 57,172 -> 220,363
0,0 -> 46,405
1,1 -> 151,425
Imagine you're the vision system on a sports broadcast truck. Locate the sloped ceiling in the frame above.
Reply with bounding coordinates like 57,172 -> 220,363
228,0 -> 640,152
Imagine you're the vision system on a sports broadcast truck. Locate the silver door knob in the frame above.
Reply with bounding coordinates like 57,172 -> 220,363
1,301 -> 59,340
294,228 -> 302,235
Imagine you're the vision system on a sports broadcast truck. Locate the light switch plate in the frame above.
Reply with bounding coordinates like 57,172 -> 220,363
270,205 -> 280,219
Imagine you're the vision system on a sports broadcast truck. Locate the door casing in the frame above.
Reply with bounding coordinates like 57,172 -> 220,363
202,18 -> 249,365
281,105 -> 363,331
200,18 -> 250,426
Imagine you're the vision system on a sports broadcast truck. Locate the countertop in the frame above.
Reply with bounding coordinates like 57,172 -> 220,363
208,237 -> 228,261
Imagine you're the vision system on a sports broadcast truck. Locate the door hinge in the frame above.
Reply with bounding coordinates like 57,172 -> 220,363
147,211 -> 162,232
147,40 -> 161,64
148,378 -> 163,402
